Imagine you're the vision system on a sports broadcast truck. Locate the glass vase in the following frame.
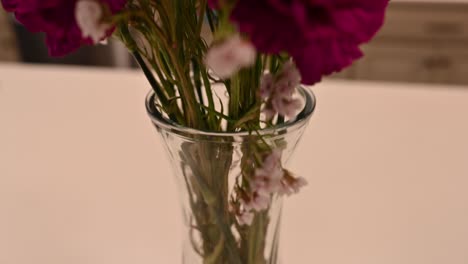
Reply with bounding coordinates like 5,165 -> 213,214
146,87 -> 316,264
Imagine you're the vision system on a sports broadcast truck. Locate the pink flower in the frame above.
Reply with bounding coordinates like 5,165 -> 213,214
259,73 -> 274,99
271,97 -> 302,119
275,62 -> 302,97
262,149 -> 283,172
244,191 -> 270,212
261,62 -> 302,119
205,35 -> 257,79
237,210 -> 254,226
253,171 -> 281,193
253,149 -> 284,191
229,0 -> 388,84
247,148 -> 286,198
279,174 -> 308,196
278,182 -> 293,196
292,177 -> 308,193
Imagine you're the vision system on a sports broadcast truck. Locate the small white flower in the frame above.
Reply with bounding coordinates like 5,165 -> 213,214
75,0 -> 111,44
278,176 -> 308,196
254,166 -> 283,185
237,210 -> 254,226
244,191 -> 270,212
205,35 -> 257,79
252,174 -> 281,194
263,149 -> 282,171
271,97 -> 302,119
263,106 -> 276,121
259,73 -> 274,99
261,61 -> 302,120
252,149 -> 284,193
252,177 -> 268,192
278,181 -> 294,196
276,61 -> 301,97
291,177 -> 308,193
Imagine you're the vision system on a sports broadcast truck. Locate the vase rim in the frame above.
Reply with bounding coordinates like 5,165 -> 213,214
145,86 -> 316,139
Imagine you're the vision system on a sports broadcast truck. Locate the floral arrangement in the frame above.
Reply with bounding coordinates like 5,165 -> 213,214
2,0 -> 388,262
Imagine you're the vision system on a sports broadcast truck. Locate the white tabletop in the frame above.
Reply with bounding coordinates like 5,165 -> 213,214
1,63 -> 468,264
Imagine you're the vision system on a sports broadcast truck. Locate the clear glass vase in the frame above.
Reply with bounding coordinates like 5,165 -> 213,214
146,87 -> 316,264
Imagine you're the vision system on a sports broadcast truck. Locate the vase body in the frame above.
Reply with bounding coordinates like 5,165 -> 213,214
146,87 -> 315,264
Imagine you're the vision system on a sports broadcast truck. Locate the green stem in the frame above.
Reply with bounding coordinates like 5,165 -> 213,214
197,0 -> 207,37
132,51 -> 183,123
228,74 -> 241,131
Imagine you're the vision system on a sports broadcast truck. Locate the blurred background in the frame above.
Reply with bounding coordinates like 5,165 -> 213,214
1,1 -> 468,85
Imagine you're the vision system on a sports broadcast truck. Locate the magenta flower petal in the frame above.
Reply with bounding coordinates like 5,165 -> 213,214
1,0 -> 127,56
230,0 -> 388,85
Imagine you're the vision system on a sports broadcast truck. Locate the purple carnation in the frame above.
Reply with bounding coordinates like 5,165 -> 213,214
1,0 -> 127,56
228,0 -> 388,85
207,0 -> 217,8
